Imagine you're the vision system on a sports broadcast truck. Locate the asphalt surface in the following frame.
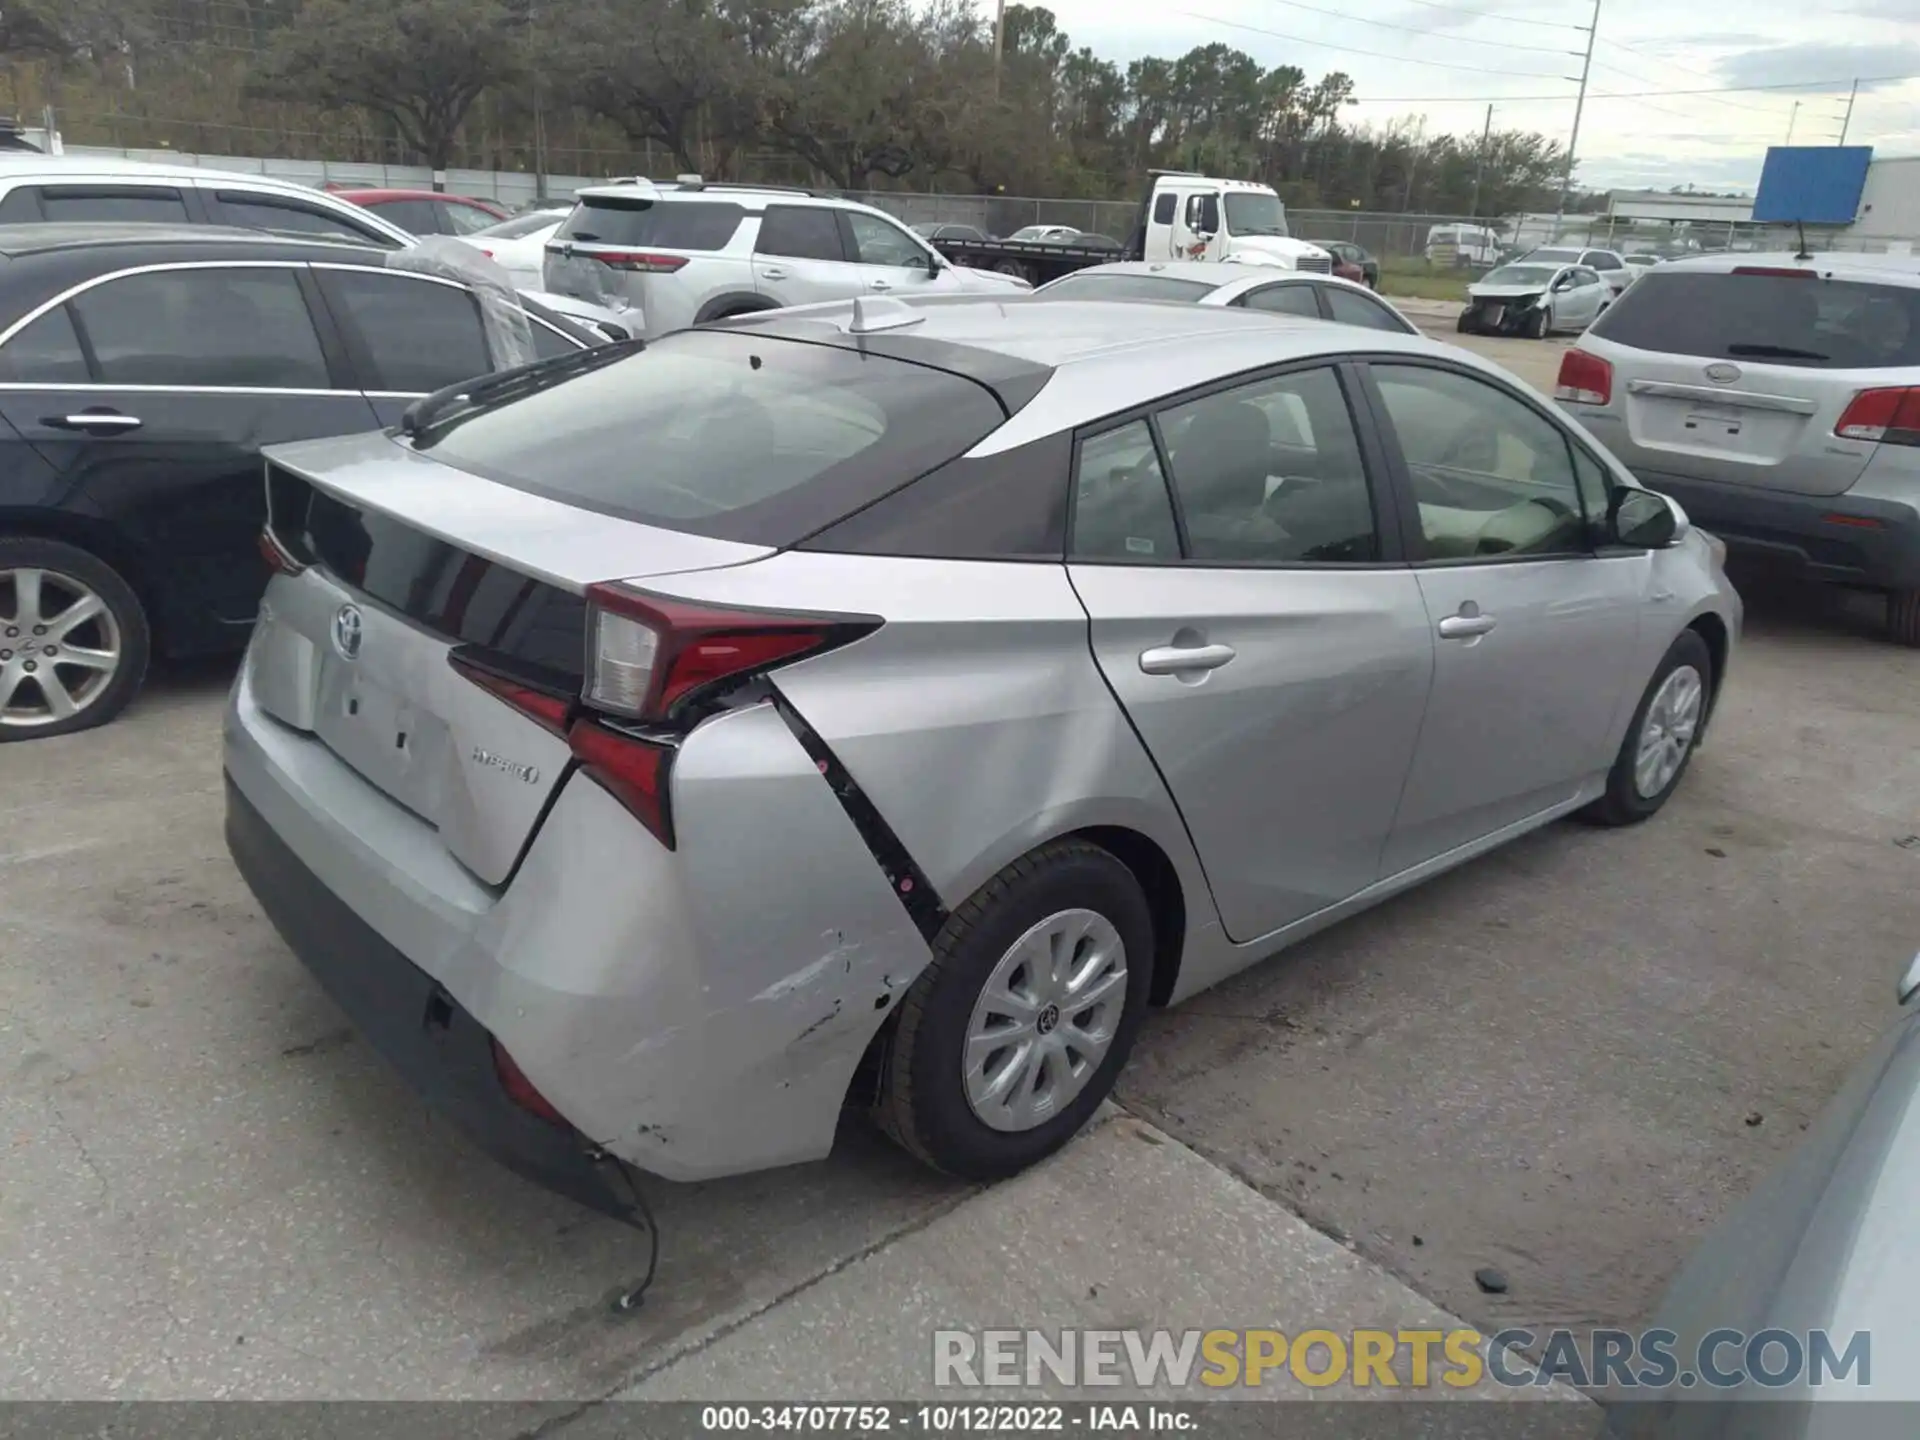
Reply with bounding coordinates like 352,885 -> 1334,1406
4,316 -> 1917,1400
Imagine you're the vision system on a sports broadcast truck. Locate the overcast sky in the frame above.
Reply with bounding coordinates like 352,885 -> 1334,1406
1037,0 -> 1920,194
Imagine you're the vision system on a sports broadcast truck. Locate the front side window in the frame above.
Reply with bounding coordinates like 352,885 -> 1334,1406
1325,288 -> 1408,333
40,186 -> 191,224
214,191 -> 389,244
323,270 -> 491,392
1239,284 -> 1321,318
1371,364 -> 1586,561
755,205 -> 845,262
69,266 -> 331,389
0,306 -> 91,383
845,212 -> 927,268
1160,366 -> 1378,565
369,198 -> 441,235
1152,193 -> 1177,225
1071,420 -> 1180,562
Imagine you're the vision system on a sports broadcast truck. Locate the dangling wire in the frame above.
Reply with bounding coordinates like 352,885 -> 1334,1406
611,1164 -> 661,1314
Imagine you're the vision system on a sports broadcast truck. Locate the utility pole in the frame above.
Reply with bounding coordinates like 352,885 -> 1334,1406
1469,103 -> 1493,218
1554,0 -> 1599,241
1785,101 -> 1799,145
992,0 -> 1007,101
1838,78 -> 1858,144
529,0 -> 547,198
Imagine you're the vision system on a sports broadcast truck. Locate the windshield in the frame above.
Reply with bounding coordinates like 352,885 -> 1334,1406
1223,193 -> 1288,237
1036,273 -> 1218,303
1481,265 -> 1559,287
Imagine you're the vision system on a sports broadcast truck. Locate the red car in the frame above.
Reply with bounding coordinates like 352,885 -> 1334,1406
325,187 -> 507,238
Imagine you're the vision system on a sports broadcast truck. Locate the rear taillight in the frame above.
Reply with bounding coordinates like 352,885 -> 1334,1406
448,652 -> 573,734
1555,348 -> 1613,406
258,527 -> 306,576
587,250 -> 688,274
491,1039 -> 569,1127
585,584 -> 880,722
568,719 -> 673,845
1835,386 -> 1920,446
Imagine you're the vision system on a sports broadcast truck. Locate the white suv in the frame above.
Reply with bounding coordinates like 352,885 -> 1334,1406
540,177 -> 1028,336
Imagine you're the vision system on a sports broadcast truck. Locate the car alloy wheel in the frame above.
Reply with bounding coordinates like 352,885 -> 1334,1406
962,908 -> 1129,1132
0,566 -> 124,731
1633,663 -> 1703,799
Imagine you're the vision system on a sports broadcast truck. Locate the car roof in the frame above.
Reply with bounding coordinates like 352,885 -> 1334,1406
1045,260 -> 1382,298
0,154 -> 322,193
331,187 -> 493,205
0,222 -> 387,261
723,294 -> 1462,443
1653,250 -> 1920,287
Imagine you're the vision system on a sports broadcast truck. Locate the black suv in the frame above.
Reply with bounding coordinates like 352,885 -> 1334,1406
0,225 -> 601,740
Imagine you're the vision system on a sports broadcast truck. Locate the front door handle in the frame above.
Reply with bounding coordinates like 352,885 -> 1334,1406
1140,642 -> 1237,675
42,411 -> 142,434
869,279 -> 893,292
1437,605 -> 1497,640
758,266 -> 789,281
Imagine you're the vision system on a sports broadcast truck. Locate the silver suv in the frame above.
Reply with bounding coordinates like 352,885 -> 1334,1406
1559,251 -> 1920,644
540,176 -> 1027,336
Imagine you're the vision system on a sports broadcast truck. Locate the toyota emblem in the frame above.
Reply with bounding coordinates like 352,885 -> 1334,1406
1704,362 -> 1741,384
332,604 -> 365,660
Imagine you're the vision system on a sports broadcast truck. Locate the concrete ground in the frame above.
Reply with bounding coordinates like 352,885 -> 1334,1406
3,309 -> 1915,1406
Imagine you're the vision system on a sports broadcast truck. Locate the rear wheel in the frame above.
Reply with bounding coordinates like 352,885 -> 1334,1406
990,258 -> 1031,284
0,536 -> 150,741
1456,312 -> 1476,334
874,838 -> 1154,1179
1890,588 -> 1920,647
1580,629 -> 1711,826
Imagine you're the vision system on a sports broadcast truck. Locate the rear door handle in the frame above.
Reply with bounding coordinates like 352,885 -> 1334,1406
1139,642 -> 1236,675
758,266 -> 788,281
42,411 -> 142,434
1437,611 -> 1497,639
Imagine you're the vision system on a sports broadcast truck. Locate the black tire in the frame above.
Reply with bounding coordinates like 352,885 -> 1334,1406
1456,312 -> 1475,334
1889,588 -> 1920,647
1528,305 -> 1551,339
0,535 -> 150,741
990,258 -> 1031,284
874,838 -> 1155,1180
1579,629 -> 1712,826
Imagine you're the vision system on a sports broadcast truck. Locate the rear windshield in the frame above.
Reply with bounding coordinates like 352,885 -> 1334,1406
1590,270 -> 1920,369
1037,274 -> 1216,303
412,329 -> 1010,544
555,195 -> 744,251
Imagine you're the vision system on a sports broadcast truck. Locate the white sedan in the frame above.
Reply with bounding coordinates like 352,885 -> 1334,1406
462,205 -> 572,289
1031,261 -> 1419,334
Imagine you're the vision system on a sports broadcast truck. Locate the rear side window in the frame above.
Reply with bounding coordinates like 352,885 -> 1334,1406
440,200 -> 500,235
756,205 -> 845,262
556,196 -> 744,251
1152,193 -> 1178,225
1587,252 -> 1622,271
41,187 -> 191,224
1038,274 -> 1214,303
412,329 -> 1009,545
1592,271 -> 1920,369
70,266 -> 331,388
368,198 -> 440,235
1325,288 -> 1409,333
1072,421 -> 1181,561
1240,284 -> 1321,318
0,306 -> 91,383
322,270 -> 491,392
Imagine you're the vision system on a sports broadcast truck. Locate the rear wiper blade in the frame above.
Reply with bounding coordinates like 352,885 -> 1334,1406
401,337 -> 646,440
1725,343 -> 1829,361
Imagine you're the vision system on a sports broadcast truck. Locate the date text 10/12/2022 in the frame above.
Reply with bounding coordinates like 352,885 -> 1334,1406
701,1406 -> 1197,1432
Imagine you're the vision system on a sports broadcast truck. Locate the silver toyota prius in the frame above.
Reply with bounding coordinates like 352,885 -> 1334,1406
224,295 -> 1741,1219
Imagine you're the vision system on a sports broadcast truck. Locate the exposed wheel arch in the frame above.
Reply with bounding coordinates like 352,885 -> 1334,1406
694,292 -> 780,325
1687,612 -> 1730,734
1072,825 -> 1188,1006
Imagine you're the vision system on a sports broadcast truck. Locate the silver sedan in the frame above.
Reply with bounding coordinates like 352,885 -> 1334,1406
224,297 -> 1740,1220
1035,259 -> 1420,334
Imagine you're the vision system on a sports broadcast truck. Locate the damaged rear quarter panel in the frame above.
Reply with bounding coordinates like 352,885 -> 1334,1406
468,702 -> 930,1182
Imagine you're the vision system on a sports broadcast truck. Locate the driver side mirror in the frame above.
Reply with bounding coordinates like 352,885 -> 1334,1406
1184,195 -> 1219,237
1611,488 -> 1680,548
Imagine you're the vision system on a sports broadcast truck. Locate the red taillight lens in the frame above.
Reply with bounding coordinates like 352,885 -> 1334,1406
591,250 -> 689,273
1835,386 -> 1920,446
491,1039 -> 569,1127
585,584 -> 879,722
448,652 -> 573,734
568,719 -> 673,845
1555,348 -> 1613,406
258,527 -> 306,576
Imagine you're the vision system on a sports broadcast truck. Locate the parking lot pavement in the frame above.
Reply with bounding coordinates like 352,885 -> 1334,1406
1,676 -> 967,1399
1118,576 -> 1920,1338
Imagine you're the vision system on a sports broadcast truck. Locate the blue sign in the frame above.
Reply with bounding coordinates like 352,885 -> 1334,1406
1753,146 -> 1873,225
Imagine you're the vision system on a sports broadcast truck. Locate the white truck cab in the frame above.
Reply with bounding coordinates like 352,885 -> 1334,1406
1142,173 -> 1332,273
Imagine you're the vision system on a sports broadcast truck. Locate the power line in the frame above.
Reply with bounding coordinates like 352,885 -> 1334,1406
1352,73 -> 1920,102
1380,0 -> 1592,34
1586,56 -> 1797,117
1184,12 -> 1581,79
1259,0 -> 1582,55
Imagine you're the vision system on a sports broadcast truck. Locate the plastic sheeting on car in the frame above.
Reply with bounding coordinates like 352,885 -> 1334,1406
385,235 -> 539,372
